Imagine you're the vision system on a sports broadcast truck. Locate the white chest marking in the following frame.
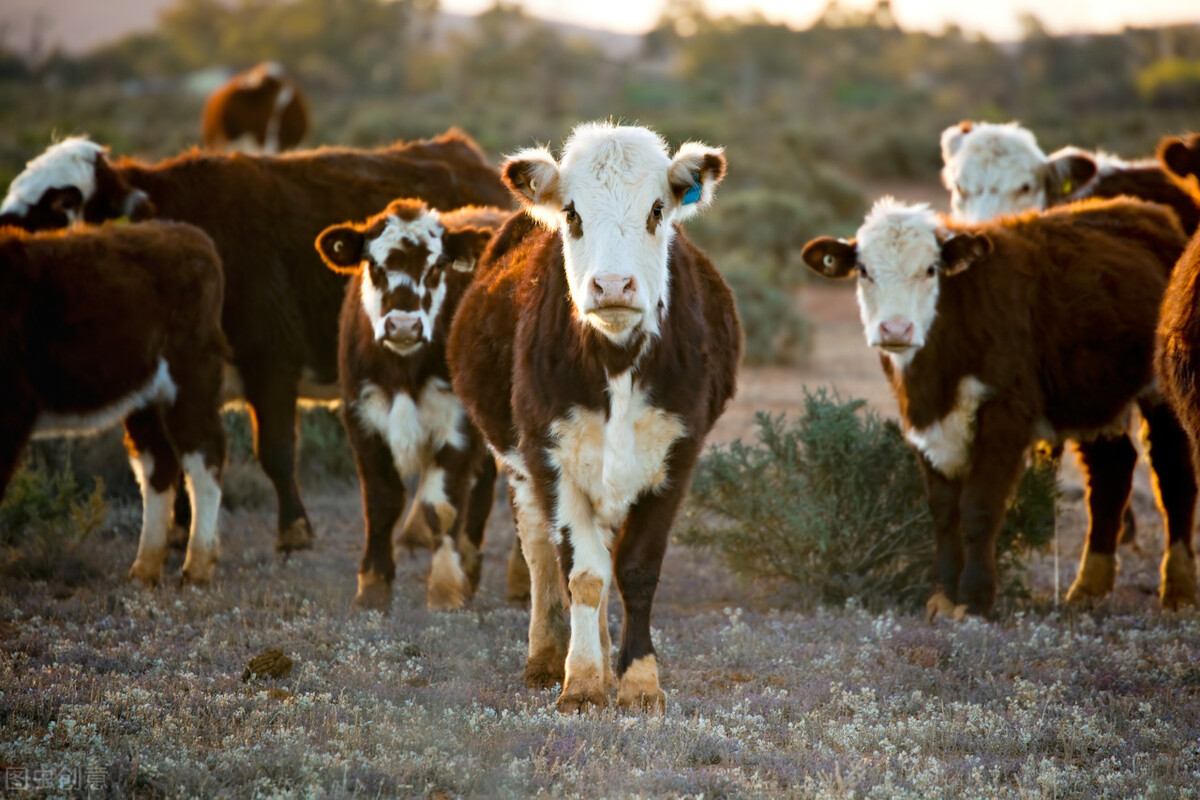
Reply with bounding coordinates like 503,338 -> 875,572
354,378 -> 466,477
548,371 -> 687,531
904,376 -> 992,479
33,359 -> 178,438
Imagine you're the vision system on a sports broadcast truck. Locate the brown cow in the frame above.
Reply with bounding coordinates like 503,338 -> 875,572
803,196 -> 1197,616
0,221 -> 227,585
0,131 -> 511,553
448,122 -> 741,714
315,200 -> 505,611
201,62 -> 308,154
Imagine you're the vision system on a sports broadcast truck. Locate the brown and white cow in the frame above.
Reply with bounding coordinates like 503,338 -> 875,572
448,122 -> 741,714
0,221 -> 227,585
315,200 -> 505,611
803,196 -> 1197,616
201,62 -> 308,154
0,131 -> 511,553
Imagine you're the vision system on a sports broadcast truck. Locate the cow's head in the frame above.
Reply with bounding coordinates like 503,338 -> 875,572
501,122 -> 725,344
802,198 -> 991,367
1159,133 -> 1200,182
940,121 -> 1097,222
316,198 -> 491,356
0,136 -> 154,231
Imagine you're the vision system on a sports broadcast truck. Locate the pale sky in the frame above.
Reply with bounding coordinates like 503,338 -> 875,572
441,0 -> 1200,41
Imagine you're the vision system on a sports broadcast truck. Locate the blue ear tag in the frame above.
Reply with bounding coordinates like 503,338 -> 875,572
682,172 -> 702,206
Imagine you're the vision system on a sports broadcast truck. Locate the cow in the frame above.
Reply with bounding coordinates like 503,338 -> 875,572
802,196 -> 1197,616
447,122 -> 742,714
315,200 -> 510,611
0,221 -> 227,585
0,131 -> 512,554
1160,133 -> 1200,186
201,62 -> 308,154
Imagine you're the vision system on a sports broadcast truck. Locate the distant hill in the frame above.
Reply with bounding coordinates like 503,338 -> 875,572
0,0 -> 641,61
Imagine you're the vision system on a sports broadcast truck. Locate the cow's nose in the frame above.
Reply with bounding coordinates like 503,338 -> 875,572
878,319 -> 914,346
591,273 -> 638,307
385,315 -> 422,341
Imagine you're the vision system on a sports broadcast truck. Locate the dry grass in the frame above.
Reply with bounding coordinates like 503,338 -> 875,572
1,483 -> 1199,799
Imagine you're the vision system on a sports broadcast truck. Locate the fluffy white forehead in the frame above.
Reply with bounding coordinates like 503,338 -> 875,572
367,209 -> 445,269
943,122 -> 1045,187
856,197 -> 942,268
558,123 -> 672,196
1,136 -> 104,215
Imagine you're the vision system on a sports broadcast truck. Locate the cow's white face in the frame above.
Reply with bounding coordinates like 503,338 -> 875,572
317,199 -> 489,357
941,121 -> 1098,223
801,198 -> 992,369
0,137 -> 102,229
502,122 -> 725,345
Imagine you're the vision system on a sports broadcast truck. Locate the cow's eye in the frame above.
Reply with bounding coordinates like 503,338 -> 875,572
651,201 -> 663,221
956,185 -> 969,198
1018,183 -> 1032,194
563,205 -> 577,222
926,265 -> 937,278
857,265 -> 871,281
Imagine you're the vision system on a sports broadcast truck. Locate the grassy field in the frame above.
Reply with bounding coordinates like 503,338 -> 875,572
2,472 -> 1199,799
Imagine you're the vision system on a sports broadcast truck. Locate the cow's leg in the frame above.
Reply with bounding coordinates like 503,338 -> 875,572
957,406 -> 1029,617
0,392 -> 36,499
510,471 -> 568,688
124,409 -> 181,586
555,511 -> 612,714
398,473 -> 434,553
242,370 -> 312,552
162,362 -> 227,586
459,454 -> 497,594
505,483 -> 532,605
424,445 -> 477,611
1138,397 -> 1199,609
916,453 -> 965,620
345,414 -> 404,612
169,481 -> 191,550
1067,434 -> 1136,604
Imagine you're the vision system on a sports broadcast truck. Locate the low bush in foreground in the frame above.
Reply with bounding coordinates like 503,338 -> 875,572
680,389 -> 1057,611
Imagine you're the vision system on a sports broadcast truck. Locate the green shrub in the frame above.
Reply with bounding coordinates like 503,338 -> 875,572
723,267 -> 813,366
679,389 -> 1057,611
0,459 -> 107,545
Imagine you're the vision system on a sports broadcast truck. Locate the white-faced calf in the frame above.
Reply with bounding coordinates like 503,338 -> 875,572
803,196 -> 1196,615
448,122 -> 741,714
0,221 -> 228,585
316,200 -> 502,611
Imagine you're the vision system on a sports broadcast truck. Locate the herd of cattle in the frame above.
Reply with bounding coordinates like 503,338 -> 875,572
1,93 -> 1199,713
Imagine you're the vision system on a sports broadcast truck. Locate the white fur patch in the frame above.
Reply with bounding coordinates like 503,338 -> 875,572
182,452 -> 222,555
940,122 -> 1048,222
354,378 -> 466,478
1,136 -> 103,216
33,359 -> 178,438
130,451 -> 173,563
905,376 -> 993,478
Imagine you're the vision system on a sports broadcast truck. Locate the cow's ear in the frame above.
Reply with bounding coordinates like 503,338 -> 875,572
502,148 -> 562,228
315,225 -> 365,273
1158,135 -> 1198,180
940,120 -> 974,163
442,227 -> 493,273
940,232 -> 992,276
801,236 -> 857,279
1044,147 -> 1097,200
88,154 -> 154,222
669,143 -> 726,221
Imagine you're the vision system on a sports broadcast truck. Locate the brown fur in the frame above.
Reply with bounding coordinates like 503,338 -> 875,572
1077,158 -> 1200,236
201,63 -> 308,153
0,221 -> 228,575
448,214 -> 741,694
7,131 -> 511,548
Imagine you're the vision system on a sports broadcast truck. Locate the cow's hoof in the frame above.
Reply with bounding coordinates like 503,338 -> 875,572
127,554 -> 166,587
167,523 -> 190,551
556,675 -> 609,715
180,549 -> 219,586
276,519 -> 314,553
352,572 -> 392,613
524,647 -> 566,689
506,542 -> 532,606
1066,551 -> 1116,605
617,655 -> 665,713
925,591 -> 967,622
1160,542 -> 1198,611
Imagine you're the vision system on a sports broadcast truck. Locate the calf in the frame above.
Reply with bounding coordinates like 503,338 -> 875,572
202,62 -> 308,154
802,196 -> 1197,615
0,131 -> 511,553
316,200 -> 502,611
0,221 -> 227,585
448,122 -> 741,713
